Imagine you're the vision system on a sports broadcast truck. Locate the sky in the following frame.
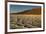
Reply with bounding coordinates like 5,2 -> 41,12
10,5 -> 41,13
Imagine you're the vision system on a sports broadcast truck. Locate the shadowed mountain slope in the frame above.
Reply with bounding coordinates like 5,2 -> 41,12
10,7 -> 44,15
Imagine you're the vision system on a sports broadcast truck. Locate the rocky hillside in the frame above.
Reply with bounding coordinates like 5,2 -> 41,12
11,7 -> 42,15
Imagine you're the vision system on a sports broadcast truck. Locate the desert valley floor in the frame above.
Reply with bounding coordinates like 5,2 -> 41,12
10,14 -> 41,29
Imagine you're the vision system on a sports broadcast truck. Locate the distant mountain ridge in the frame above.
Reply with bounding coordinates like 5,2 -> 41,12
10,7 -> 44,15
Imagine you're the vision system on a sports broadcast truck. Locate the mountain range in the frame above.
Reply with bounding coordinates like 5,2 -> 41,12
10,7 -> 44,15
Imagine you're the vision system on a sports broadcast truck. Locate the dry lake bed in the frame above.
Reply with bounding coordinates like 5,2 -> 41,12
10,14 -> 41,29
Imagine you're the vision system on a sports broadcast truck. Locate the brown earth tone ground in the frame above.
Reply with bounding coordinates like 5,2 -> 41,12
10,15 -> 41,29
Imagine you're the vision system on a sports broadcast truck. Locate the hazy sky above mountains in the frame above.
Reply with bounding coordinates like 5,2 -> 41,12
10,5 -> 41,13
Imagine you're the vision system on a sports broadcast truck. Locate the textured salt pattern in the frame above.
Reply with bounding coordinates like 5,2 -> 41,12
10,15 -> 41,29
